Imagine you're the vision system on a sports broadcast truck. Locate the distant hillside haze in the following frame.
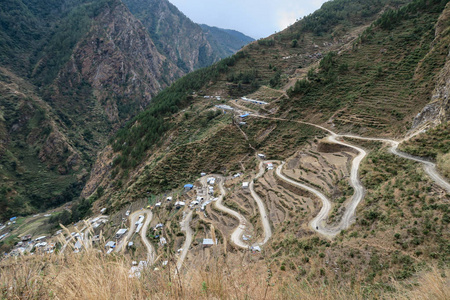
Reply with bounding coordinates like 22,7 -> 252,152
200,24 -> 255,57
122,0 -> 254,72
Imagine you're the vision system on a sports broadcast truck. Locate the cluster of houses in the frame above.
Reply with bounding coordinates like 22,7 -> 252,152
6,235 -> 56,257
0,217 -> 18,244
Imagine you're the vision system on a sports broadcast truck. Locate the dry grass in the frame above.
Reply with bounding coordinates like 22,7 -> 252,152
437,152 -> 450,178
1,249 -> 448,300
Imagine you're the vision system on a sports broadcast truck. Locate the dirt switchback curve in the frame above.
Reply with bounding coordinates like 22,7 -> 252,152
116,210 -> 155,264
209,175 -> 250,249
249,161 -> 273,245
176,211 -> 193,272
252,114 -> 450,237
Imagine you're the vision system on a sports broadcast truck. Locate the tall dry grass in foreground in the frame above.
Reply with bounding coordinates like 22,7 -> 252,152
0,249 -> 448,300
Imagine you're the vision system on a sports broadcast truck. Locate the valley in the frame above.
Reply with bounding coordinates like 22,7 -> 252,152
1,0 -> 450,299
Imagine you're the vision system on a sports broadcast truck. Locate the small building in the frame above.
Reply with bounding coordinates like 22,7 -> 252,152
242,182 -> 249,189
267,163 -> 274,170
116,229 -> 127,239
258,153 -> 266,159
128,242 -> 134,248
135,215 -> 145,225
155,223 -> 164,229
74,241 -> 82,250
155,202 -> 162,207
90,217 -> 100,224
166,196 -> 173,202
100,208 -> 107,214
160,237 -> 167,245
35,242 -> 48,248
202,238 -> 217,248
135,223 -> 143,233
200,172 -> 206,177
35,236 -> 46,242
21,234 -> 32,241
175,201 -> 185,209
184,184 -> 194,191
251,246 -> 261,252
105,241 -> 116,248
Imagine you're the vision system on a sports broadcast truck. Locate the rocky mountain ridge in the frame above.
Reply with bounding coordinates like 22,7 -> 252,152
0,0 -> 252,220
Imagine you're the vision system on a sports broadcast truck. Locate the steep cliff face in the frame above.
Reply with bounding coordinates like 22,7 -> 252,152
123,0 -> 221,72
0,68 -> 86,220
0,0 -> 187,219
411,3 -> 450,132
51,0 -> 182,126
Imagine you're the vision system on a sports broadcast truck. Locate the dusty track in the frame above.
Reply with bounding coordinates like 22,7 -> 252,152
210,175 -> 250,249
253,114 -> 450,237
116,210 -> 155,264
140,210 -> 155,264
250,161 -> 273,245
176,211 -> 193,271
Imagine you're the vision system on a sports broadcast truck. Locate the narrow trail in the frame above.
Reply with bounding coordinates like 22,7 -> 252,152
342,135 -> 450,193
210,175 -> 250,249
210,164 -> 273,249
115,211 -> 140,253
140,210 -> 155,264
249,161 -> 273,245
251,114 -> 450,237
116,209 -> 155,264
176,211 -> 193,272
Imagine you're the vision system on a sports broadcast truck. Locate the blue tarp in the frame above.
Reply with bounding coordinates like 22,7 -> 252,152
10,217 -> 17,221
239,114 -> 250,118
184,184 -> 194,189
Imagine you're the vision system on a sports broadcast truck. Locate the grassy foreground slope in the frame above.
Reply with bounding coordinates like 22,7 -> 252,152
0,249 -> 448,299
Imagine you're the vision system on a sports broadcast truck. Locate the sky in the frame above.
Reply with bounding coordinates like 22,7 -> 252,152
168,0 -> 329,39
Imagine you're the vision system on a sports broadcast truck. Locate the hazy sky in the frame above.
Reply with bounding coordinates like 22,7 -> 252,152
168,0 -> 328,39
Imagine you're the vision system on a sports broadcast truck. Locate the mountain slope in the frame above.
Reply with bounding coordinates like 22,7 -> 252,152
123,0 -> 221,72
78,0 -> 450,290
0,0 -> 184,220
200,24 -> 255,57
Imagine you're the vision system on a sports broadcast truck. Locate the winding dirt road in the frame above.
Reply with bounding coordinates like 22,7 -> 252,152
211,175 -> 250,249
140,210 -> 155,263
249,161 -> 273,245
176,211 -> 193,271
116,209 -> 155,264
342,135 -> 450,193
253,114 -> 450,237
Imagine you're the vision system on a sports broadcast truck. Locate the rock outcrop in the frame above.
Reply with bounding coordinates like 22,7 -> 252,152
411,3 -> 450,133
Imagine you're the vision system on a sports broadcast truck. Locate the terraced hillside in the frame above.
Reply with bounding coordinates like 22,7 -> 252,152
2,0 -> 450,298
